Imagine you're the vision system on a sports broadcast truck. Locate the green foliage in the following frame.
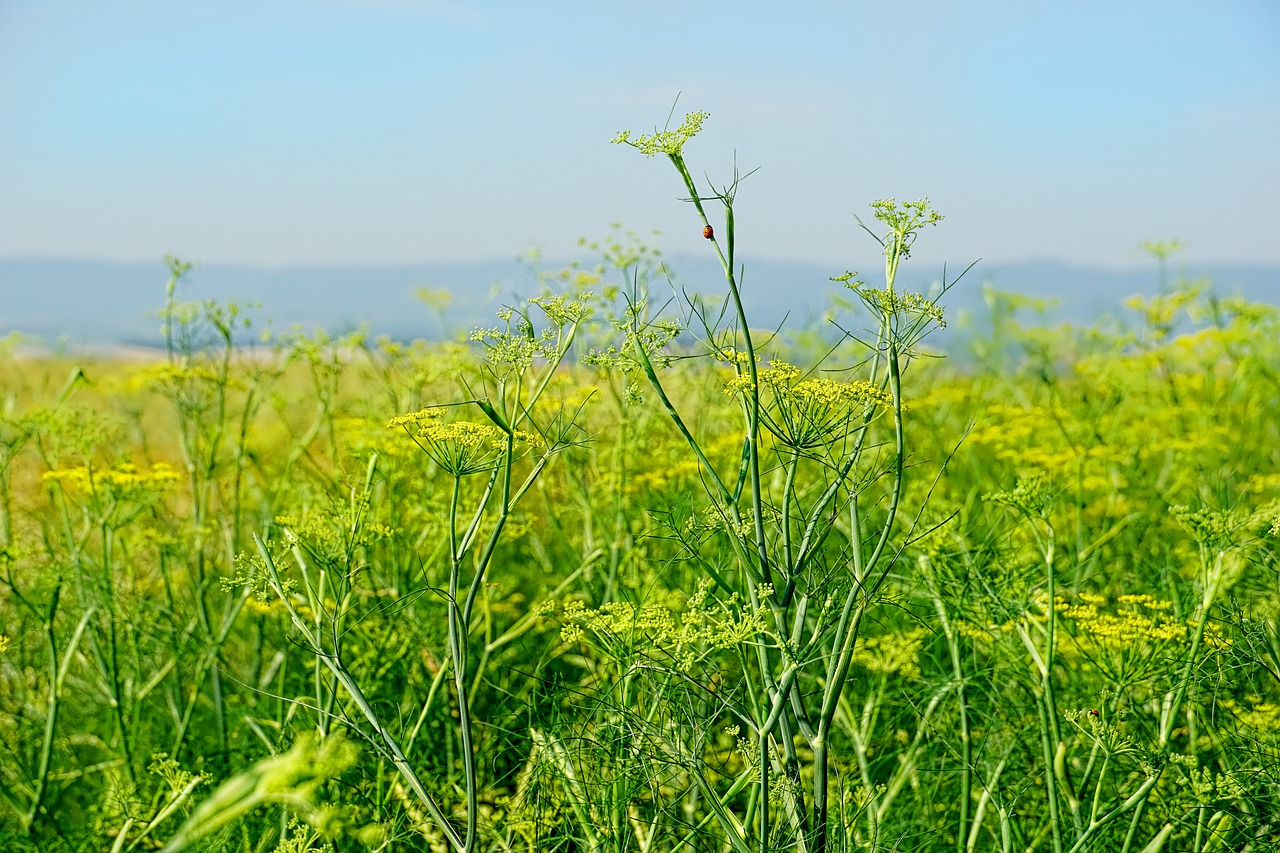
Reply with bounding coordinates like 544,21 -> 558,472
0,120 -> 1277,853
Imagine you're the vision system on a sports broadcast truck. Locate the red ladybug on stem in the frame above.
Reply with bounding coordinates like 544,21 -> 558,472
703,225 -> 714,240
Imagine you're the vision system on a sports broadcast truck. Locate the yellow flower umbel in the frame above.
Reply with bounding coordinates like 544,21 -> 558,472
42,461 -> 182,527
555,578 -> 768,673
387,407 -> 544,476
44,461 -> 182,491
725,360 -> 893,450
1056,591 -> 1230,683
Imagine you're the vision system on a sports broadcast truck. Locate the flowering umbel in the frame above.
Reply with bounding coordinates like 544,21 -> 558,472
612,110 -> 710,158
724,361 -> 893,450
387,408 -> 544,476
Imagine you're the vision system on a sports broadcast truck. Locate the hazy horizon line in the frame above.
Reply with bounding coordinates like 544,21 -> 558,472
3,252 -> 1275,275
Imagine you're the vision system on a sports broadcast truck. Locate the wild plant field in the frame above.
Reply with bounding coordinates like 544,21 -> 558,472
2,117 -> 1278,853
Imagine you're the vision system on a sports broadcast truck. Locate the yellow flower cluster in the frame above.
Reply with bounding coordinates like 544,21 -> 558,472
0,634 -> 10,653
968,404 -> 1090,468
43,461 -> 182,495
1135,425 -> 1232,464
559,600 -> 676,643
712,346 -> 759,366
1057,593 -> 1230,650
557,580 -> 767,670
791,376 -> 891,409
1114,593 -> 1172,610
628,430 -> 742,495
274,509 -> 396,550
726,362 -> 890,405
1236,701 -> 1280,734
389,409 -> 543,447
1058,598 -> 1181,644
388,407 -> 544,476
128,363 -> 228,391
1244,472 -> 1280,495
912,381 -> 974,409
724,361 -> 894,450
421,418 -> 505,447
966,403 -> 1144,518
245,597 -> 289,616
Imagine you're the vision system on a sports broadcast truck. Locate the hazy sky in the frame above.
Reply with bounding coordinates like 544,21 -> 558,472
1,0 -> 1277,270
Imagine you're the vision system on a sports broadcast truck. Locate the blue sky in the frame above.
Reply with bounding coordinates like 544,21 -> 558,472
1,0 -> 1277,270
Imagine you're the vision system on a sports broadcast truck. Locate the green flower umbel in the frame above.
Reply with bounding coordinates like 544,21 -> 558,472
612,110 -> 710,158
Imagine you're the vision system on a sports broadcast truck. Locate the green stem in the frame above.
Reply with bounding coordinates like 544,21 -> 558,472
257,535 -> 468,853
25,588 -> 65,831
669,152 -> 772,592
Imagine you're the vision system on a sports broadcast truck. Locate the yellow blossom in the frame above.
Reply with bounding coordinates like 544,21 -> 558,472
724,360 -> 894,449
43,461 -> 182,495
388,407 -> 545,476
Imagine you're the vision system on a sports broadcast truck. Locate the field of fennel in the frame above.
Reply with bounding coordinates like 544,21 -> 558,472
2,114 -> 1279,853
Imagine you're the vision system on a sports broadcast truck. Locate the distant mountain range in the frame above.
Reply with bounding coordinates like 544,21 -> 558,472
1,255 -> 1276,351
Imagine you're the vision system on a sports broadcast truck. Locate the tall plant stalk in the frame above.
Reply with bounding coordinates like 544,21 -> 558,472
612,110 -> 951,853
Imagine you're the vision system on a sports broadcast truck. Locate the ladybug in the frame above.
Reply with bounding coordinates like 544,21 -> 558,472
1088,709 -> 1100,718
703,225 -> 714,240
